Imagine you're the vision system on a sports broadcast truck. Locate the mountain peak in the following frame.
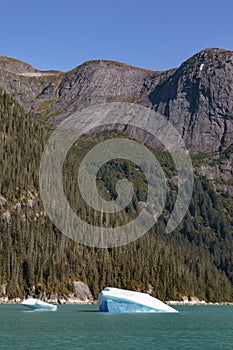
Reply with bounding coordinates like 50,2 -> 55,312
0,56 -> 61,76
183,47 -> 233,68
67,59 -> 158,75
0,56 -> 37,74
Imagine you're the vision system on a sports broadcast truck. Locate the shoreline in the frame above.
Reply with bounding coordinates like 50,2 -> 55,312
166,301 -> 233,306
0,296 -> 98,305
1,297 -> 233,306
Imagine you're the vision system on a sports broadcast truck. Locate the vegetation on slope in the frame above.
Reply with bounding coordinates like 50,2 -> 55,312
0,89 -> 233,302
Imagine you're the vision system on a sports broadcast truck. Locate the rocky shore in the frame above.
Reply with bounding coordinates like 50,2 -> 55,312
0,281 -> 95,305
167,296 -> 233,306
1,290 -> 233,306
0,297 -> 97,305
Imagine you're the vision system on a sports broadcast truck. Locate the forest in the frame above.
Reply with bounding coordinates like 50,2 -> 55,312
0,88 -> 233,302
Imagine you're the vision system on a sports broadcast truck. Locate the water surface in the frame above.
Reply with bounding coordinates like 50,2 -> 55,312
0,304 -> 232,349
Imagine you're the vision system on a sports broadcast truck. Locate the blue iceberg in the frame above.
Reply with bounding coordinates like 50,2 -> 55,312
98,287 -> 178,313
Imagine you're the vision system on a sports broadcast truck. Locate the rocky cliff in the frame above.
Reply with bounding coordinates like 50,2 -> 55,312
150,48 -> 233,153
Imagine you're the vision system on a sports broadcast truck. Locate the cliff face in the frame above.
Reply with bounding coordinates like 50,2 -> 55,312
149,48 -> 233,153
46,60 -> 163,124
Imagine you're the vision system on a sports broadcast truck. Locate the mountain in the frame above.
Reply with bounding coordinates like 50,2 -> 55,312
0,56 -> 161,123
1,48 -> 233,154
0,48 -> 232,193
0,49 -> 233,302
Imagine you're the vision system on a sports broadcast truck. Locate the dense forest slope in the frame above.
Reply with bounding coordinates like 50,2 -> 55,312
0,88 -> 233,302
0,49 -> 233,301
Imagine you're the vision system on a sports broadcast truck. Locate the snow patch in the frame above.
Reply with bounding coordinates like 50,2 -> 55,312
18,72 -> 57,77
200,64 -> 204,71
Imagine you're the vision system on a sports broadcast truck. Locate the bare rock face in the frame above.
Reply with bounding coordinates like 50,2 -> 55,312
0,195 -> 7,208
0,56 -> 37,74
0,56 -> 62,108
0,57 -> 166,123
30,60 -> 166,125
50,60 -> 159,122
0,49 -> 233,155
1,49 -> 233,190
71,281 -> 93,302
149,48 -> 233,153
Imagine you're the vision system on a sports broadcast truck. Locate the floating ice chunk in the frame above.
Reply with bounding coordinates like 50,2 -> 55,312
21,298 -> 57,311
98,287 -> 178,313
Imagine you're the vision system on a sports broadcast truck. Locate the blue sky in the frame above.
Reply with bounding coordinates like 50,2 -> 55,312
1,0 -> 233,72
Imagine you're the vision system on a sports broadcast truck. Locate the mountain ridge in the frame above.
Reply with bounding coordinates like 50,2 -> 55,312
0,48 -> 232,151
0,48 -> 232,194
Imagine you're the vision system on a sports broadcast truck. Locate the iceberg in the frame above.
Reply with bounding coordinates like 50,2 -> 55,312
98,287 -> 178,313
21,298 -> 57,311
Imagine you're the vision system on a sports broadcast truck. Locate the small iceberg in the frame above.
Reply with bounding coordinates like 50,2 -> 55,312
98,287 -> 178,313
21,298 -> 57,311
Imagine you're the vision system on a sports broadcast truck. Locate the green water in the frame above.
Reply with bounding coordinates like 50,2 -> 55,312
0,304 -> 232,349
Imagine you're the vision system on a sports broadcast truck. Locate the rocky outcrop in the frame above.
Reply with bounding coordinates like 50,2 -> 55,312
69,281 -> 94,302
0,56 -> 62,108
0,195 -> 7,208
0,189 -> 46,222
0,56 -> 38,74
197,149 -> 233,194
0,281 -> 94,304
